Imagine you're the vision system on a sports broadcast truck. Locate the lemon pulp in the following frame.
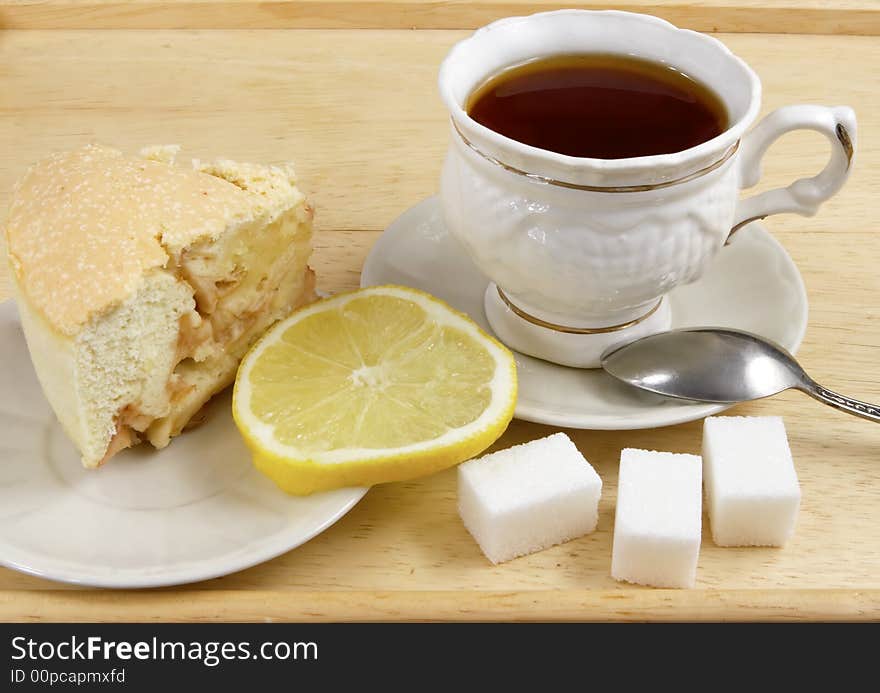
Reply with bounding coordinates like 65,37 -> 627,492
233,285 -> 517,494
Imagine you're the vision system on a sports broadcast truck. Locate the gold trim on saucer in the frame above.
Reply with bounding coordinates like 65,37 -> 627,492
453,120 -> 739,193
496,287 -> 663,334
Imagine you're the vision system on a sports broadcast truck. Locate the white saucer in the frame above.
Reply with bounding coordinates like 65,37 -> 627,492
362,196 -> 808,429
0,301 -> 366,588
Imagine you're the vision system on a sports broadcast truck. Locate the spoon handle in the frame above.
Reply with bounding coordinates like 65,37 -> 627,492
799,380 -> 880,423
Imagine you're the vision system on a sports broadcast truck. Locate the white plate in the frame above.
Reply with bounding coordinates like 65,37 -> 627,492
362,195 -> 808,429
0,301 -> 366,588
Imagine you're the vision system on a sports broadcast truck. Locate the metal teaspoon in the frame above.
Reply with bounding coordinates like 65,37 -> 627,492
600,328 -> 880,422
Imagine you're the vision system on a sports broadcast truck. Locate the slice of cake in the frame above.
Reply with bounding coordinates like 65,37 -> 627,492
3,143 -> 316,467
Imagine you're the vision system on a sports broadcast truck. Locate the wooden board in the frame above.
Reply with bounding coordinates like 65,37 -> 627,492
1,0 -> 879,35
0,29 -> 879,621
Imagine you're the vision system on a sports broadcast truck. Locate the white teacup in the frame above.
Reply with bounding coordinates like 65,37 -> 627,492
438,10 -> 856,367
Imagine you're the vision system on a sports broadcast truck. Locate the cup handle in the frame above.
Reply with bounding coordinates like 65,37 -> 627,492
728,104 -> 856,241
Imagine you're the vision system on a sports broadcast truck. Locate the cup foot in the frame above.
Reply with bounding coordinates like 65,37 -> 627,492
483,285 -> 672,368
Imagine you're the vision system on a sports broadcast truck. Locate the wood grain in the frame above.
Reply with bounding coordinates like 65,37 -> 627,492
2,589 -> 879,622
0,29 -> 878,621
1,1 -> 879,35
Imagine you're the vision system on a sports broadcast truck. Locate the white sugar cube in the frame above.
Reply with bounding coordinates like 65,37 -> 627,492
702,416 -> 801,547
457,433 -> 602,564
611,448 -> 703,588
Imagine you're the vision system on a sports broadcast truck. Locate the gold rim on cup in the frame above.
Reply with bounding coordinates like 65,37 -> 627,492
452,119 -> 740,193
496,287 -> 663,335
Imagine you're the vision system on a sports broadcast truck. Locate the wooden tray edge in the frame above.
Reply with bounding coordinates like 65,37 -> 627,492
1,2 -> 879,36
3,589 -> 879,622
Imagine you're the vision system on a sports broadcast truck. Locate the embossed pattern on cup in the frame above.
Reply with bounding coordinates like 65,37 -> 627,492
441,129 -> 740,323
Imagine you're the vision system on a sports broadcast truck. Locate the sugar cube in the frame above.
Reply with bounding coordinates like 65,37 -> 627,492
457,433 -> 602,564
702,416 -> 801,547
611,448 -> 703,588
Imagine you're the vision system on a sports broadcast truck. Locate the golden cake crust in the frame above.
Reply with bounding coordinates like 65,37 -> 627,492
4,144 -> 305,335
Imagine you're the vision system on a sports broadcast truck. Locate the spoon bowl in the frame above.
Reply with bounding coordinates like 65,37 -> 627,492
601,328 -> 880,422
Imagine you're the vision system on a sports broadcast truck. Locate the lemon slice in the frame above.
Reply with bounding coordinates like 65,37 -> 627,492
232,285 -> 517,494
